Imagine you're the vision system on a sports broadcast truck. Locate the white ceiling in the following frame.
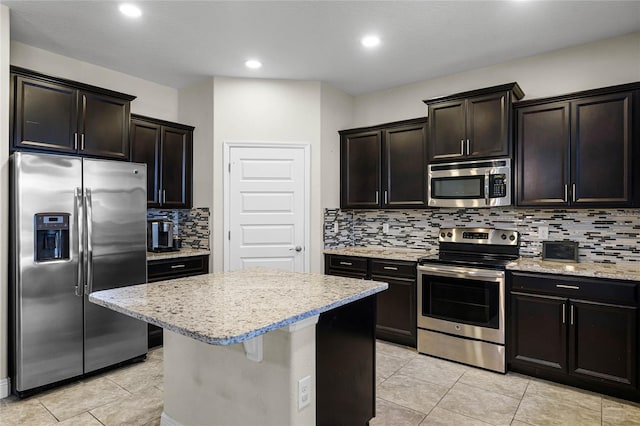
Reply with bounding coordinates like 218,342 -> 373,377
3,1 -> 640,95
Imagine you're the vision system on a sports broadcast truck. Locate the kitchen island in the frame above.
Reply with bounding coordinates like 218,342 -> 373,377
89,267 -> 388,426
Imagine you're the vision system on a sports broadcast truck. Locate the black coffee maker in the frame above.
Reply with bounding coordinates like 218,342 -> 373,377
147,219 -> 175,252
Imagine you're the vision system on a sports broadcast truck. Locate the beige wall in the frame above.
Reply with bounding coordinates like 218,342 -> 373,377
320,83 -> 353,209
351,32 -> 640,127
10,42 -> 179,121
212,77 -> 323,273
178,79 -> 214,270
0,4 -> 10,398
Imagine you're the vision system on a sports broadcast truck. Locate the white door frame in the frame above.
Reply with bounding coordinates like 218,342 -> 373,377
223,141 -> 311,272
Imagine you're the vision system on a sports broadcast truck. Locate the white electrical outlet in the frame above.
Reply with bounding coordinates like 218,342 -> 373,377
298,375 -> 311,410
538,225 -> 549,239
333,222 -> 339,233
383,223 -> 389,234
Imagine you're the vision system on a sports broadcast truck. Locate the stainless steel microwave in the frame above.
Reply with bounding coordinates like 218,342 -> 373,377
427,158 -> 511,208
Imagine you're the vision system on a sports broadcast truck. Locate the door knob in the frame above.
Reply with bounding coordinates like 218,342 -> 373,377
290,246 -> 302,252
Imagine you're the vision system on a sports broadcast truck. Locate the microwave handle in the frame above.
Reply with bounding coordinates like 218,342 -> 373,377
485,176 -> 490,205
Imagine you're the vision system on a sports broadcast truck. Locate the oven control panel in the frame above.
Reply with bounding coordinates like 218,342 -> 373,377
438,227 -> 518,246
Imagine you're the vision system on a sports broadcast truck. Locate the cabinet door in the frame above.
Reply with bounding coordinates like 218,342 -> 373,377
516,102 -> 570,206
428,100 -> 466,161
79,91 -> 131,160
340,131 -> 381,208
160,126 -> 193,208
13,75 -> 78,153
372,274 -> 416,347
569,300 -> 637,390
130,119 -> 162,207
509,292 -> 567,373
571,92 -> 633,206
467,91 -> 509,158
383,123 -> 427,208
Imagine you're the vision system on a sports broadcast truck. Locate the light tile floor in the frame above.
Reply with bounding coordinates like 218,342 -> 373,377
1,342 -> 640,425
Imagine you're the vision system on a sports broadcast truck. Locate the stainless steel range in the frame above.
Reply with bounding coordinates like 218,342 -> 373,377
417,227 -> 519,373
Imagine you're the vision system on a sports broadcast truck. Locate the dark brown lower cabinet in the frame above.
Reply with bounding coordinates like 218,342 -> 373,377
146,254 -> 209,348
324,254 -> 417,347
509,272 -> 639,401
316,295 -> 375,425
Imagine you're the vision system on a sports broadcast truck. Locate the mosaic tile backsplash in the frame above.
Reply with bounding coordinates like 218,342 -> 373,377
324,208 -> 640,264
148,207 -> 210,249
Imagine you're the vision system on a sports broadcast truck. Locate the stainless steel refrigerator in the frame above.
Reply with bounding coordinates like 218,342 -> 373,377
10,152 -> 148,395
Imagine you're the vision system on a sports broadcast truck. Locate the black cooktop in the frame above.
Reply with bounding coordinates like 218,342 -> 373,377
418,252 -> 518,270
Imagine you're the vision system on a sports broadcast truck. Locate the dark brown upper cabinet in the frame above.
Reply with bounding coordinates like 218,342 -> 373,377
424,83 -> 524,162
130,115 -> 194,209
516,83 -> 639,207
340,118 -> 428,209
10,67 -> 134,160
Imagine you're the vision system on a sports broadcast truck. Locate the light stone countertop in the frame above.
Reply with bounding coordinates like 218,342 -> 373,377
507,258 -> 640,282
147,248 -> 211,261
89,267 -> 388,346
324,246 -> 433,262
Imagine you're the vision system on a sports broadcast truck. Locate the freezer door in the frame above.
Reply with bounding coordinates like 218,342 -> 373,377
82,159 -> 148,373
11,153 -> 84,392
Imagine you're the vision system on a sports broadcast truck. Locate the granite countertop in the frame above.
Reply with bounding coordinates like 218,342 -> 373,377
507,258 -> 640,282
89,267 -> 388,346
147,248 -> 211,261
324,246 -> 433,262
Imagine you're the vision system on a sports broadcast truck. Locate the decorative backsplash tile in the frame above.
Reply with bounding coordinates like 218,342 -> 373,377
147,207 -> 210,249
324,208 -> 640,264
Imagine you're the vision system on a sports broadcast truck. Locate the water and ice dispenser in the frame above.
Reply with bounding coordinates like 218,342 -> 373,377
34,213 -> 70,262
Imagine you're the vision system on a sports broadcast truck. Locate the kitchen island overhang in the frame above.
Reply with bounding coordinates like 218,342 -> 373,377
89,267 -> 388,426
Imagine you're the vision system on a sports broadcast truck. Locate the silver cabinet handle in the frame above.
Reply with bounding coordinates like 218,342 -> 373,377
562,304 -> 566,324
75,187 -> 83,297
80,134 -> 85,151
74,133 -> 78,150
163,190 -> 166,204
339,261 -> 353,266
556,284 -> 580,290
170,264 -> 186,269
384,190 -> 388,205
460,140 -> 464,155
564,185 -> 568,203
375,191 -> 379,204
572,183 -> 576,203
383,266 -> 398,271
570,305 -> 575,325
466,139 -> 470,156
85,188 -> 94,295
158,189 -> 162,204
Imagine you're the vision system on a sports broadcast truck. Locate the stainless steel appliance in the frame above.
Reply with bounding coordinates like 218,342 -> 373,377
10,152 -> 148,396
417,228 -> 519,373
147,219 -> 175,252
427,158 -> 511,208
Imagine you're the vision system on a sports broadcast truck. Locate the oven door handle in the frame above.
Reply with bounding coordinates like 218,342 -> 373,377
418,264 -> 504,280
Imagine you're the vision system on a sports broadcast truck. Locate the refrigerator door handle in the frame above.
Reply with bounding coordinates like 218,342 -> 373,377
85,188 -> 94,295
75,187 -> 83,297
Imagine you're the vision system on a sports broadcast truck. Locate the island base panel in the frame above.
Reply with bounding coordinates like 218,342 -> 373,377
162,324 -> 316,426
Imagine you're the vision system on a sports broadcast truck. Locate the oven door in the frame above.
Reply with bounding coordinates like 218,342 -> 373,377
417,264 -> 505,344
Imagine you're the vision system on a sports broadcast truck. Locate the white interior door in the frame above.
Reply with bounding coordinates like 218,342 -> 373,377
225,143 -> 309,272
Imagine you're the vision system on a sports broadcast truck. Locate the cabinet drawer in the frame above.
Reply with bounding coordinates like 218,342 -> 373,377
148,255 -> 207,281
327,255 -> 368,273
370,259 -> 416,278
510,272 -> 637,305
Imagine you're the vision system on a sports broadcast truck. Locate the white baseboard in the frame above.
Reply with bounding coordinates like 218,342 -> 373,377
160,411 -> 182,426
0,377 -> 11,399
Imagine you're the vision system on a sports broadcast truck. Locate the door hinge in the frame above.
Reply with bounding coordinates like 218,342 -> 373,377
228,163 -> 231,173
228,231 -> 231,240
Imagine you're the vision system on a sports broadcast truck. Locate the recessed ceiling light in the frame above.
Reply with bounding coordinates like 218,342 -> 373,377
361,35 -> 381,48
119,3 -> 142,18
245,60 -> 262,69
